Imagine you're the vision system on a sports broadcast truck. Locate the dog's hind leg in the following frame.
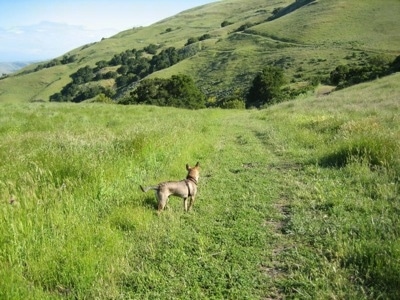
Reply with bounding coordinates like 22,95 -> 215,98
157,194 -> 168,212
183,197 -> 188,212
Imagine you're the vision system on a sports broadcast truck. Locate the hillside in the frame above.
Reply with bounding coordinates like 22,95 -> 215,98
0,0 -> 399,103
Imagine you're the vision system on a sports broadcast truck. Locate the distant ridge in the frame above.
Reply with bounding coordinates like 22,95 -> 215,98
0,62 -> 32,75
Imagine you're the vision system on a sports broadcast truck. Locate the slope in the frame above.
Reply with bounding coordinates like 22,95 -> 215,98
0,0 -> 399,103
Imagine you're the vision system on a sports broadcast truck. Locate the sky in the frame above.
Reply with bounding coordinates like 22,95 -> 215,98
0,0 -> 216,62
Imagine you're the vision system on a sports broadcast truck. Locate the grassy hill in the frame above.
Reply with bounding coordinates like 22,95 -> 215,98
0,72 -> 399,299
0,0 -> 399,103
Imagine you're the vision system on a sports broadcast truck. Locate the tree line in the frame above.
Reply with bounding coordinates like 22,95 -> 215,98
50,44 -> 200,104
329,55 -> 400,89
49,38 -> 400,109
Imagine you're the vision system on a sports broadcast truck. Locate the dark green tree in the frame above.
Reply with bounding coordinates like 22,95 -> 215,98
185,37 -> 199,46
144,44 -> 158,54
246,66 -> 286,108
221,20 -> 233,27
70,66 -> 94,84
390,55 -> 400,72
123,75 -> 205,109
199,34 -> 211,41
164,74 -> 206,109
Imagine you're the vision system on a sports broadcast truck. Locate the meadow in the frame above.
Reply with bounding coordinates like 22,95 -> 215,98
1,73 -> 399,299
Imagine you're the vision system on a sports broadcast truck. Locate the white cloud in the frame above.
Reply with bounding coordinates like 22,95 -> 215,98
6,28 -> 25,35
0,22 -> 117,61
0,1 -> 217,62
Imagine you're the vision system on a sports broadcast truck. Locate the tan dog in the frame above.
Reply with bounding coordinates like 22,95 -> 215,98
140,162 -> 200,212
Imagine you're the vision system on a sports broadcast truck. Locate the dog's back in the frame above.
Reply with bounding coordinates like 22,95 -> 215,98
140,162 -> 200,212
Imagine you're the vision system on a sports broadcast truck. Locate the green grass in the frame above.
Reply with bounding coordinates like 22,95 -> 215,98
1,74 -> 399,299
252,0 -> 400,52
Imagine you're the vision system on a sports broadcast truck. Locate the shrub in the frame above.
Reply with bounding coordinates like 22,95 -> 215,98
91,93 -> 114,104
185,37 -> 199,46
330,65 -> 349,85
330,54 -> 398,88
220,99 -> 245,109
144,44 -> 158,55
235,22 -> 253,32
246,66 -> 286,108
199,34 -> 212,41
221,20 -> 233,27
390,55 -> 400,72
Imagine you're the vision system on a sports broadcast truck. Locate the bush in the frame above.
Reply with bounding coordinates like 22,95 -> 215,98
219,99 -> 245,109
235,22 -> 253,32
330,54 -> 397,88
185,37 -> 199,46
92,93 -> 114,104
221,20 -> 233,27
246,66 -> 286,108
199,34 -> 212,41
390,55 -> 400,72
144,44 -> 158,55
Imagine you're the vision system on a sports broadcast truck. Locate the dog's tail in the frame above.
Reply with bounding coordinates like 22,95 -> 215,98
140,185 -> 158,193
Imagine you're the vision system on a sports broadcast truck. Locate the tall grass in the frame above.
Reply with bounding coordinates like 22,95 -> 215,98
1,74 -> 399,299
257,74 -> 400,298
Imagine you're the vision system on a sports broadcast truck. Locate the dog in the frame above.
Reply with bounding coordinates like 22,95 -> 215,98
140,162 -> 200,213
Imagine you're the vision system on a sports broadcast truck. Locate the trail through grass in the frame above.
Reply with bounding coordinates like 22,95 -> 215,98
1,75 -> 399,299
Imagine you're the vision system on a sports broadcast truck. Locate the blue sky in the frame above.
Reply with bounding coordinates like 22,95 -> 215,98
0,0 -> 216,62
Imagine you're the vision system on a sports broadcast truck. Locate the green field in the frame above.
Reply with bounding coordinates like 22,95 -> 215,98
1,73 -> 399,299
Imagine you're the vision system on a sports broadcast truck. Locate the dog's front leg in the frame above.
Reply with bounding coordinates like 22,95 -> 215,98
183,197 -> 189,212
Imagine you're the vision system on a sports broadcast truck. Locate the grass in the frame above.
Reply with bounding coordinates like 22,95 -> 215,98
251,0 -> 400,50
0,73 -> 399,299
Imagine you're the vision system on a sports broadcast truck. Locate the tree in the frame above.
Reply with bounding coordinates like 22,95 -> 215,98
199,34 -> 211,41
221,20 -> 233,27
164,74 -> 206,109
70,66 -> 94,84
185,37 -> 198,46
144,44 -> 158,55
390,55 -> 400,72
329,65 -> 349,85
246,66 -> 286,108
124,75 -> 205,109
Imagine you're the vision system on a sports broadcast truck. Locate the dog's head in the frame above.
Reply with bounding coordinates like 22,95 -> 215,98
186,162 -> 200,183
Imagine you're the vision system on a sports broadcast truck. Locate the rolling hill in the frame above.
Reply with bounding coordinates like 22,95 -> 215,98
0,0 -> 399,103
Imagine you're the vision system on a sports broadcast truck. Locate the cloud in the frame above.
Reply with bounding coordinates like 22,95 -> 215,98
0,22 -> 118,62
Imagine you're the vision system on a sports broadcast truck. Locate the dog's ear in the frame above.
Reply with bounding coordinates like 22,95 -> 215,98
186,163 -> 190,170
195,162 -> 200,167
